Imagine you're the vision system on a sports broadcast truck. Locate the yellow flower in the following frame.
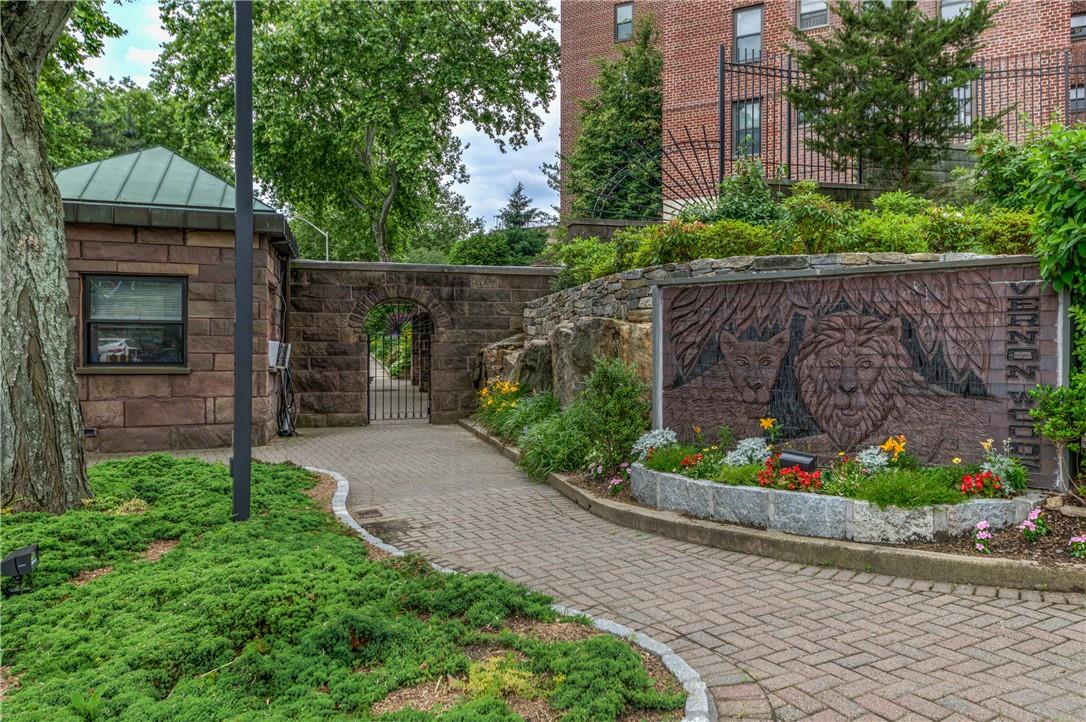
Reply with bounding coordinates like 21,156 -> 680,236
692,425 -> 701,434
980,439 -> 993,452
952,457 -> 962,465
759,418 -> 776,430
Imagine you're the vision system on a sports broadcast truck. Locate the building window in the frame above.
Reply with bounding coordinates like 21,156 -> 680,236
953,80 -> 975,126
614,3 -> 633,42
734,6 -> 763,62
798,0 -> 828,30
939,0 -> 971,20
1070,85 -> 1086,114
733,99 -> 762,156
83,275 -> 186,366
1073,13 -> 1086,42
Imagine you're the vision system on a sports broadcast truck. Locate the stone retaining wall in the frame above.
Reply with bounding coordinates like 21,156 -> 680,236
631,464 -> 1043,544
524,252 -> 975,341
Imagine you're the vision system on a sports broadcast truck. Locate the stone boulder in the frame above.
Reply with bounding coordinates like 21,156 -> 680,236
477,334 -> 524,385
512,338 -> 553,392
548,317 -> 651,405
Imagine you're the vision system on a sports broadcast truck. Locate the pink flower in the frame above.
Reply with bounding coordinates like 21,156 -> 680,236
975,543 -> 985,551
976,520 -> 989,530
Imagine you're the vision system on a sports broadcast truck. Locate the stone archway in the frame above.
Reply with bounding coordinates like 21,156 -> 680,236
360,300 -> 434,422
288,261 -> 557,428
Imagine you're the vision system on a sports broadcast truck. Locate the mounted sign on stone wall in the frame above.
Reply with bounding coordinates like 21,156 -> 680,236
653,258 -> 1069,489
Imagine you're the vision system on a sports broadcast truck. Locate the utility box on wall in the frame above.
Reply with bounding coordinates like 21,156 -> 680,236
652,257 -> 1069,489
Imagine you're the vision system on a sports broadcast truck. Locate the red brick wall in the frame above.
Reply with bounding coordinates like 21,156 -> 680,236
67,223 -> 286,453
562,0 -> 1081,210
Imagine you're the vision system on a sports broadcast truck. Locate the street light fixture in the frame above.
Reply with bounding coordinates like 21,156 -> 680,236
291,213 -> 331,261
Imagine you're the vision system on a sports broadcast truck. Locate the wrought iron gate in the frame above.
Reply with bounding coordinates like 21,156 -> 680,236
364,302 -> 432,422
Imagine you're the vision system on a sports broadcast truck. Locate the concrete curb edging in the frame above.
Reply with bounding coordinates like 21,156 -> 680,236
458,420 -> 1086,593
309,465 -> 712,722
629,463 -> 1045,543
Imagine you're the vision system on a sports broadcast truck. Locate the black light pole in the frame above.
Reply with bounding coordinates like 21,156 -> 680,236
231,0 -> 253,522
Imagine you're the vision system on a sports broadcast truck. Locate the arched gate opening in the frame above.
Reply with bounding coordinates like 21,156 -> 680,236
362,301 -> 433,422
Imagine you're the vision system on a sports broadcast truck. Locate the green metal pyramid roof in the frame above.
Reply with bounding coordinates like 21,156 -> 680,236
53,146 -> 275,213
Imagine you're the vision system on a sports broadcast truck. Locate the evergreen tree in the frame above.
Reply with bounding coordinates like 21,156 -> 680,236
785,0 -> 996,189
497,182 -> 547,229
565,16 -> 662,219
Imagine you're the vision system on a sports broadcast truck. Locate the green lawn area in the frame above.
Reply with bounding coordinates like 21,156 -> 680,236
0,455 -> 683,721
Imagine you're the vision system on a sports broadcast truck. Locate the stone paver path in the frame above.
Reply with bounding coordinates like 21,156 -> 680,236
124,425 -> 1086,722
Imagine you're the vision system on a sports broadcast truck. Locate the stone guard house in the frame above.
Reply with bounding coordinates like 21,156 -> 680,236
56,147 -> 298,453
56,148 -> 558,453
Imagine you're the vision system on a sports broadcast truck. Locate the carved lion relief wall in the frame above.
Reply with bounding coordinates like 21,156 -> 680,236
659,261 -> 1064,487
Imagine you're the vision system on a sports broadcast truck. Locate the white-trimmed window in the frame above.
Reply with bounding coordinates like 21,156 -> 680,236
953,80 -> 975,126
940,0 -> 971,20
1072,13 -> 1086,42
733,99 -> 762,156
798,0 -> 828,29
734,6 -> 763,63
614,2 -> 634,42
83,275 -> 187,366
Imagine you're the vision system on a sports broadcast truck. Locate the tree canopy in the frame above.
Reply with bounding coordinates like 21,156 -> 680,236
563,16 -> 662,220
154,0 -> 558,260
785,0 -> 996,189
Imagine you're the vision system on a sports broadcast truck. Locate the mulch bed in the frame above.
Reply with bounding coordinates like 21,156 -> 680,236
911,503 -> 1086,565
568,473 -> 1086,566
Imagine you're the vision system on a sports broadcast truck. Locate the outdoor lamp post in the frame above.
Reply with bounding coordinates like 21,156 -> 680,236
291,213 -> 331,261
777,451 -> 818,472
231,0 -> 254,522
2,543 -> 40,596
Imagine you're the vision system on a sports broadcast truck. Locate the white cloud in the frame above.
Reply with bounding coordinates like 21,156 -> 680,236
125,46 -> 161,66
142,3 -> 172,44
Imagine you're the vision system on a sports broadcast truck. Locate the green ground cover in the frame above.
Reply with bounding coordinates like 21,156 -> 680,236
0,455 -> 683,721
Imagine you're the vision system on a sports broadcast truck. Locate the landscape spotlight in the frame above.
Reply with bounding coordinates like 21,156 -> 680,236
1,543 -> 39,596
778,451 -> 818,472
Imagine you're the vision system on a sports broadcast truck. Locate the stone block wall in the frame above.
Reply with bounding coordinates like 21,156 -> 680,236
288,261 -> 557,426
67,223 -> 287,452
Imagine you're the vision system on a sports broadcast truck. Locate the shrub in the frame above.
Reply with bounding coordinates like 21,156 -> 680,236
579,357 -> 650,472
968,129 -> 1033,209
475,379 -> 524,429
450,230 -> 513,266
549,236 -> 618,289
630,218 -> 774,267
492,391 -> 561,444
680,158 -> 781,226
1025,123 -> 1086,298
920,204 -> 983,253
849,210 -> 929,253
977,208 -> 1036,255
1030,377 -> 1086,489
518,403 -> 593,480
777,181 -> 855,254
872,190 -> 931,216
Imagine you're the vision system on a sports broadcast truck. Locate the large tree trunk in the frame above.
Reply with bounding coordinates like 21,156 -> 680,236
1,1 -> 90,513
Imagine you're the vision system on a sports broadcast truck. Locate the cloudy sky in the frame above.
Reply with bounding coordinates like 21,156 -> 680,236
88,0 -> 560,229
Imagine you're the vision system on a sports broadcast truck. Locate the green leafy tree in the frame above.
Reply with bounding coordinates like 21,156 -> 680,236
156,0 -> 559,261
565,16 -> 662,220
786,0 -> 996,189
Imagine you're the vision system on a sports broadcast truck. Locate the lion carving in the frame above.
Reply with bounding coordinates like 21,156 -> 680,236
665,329 -> 789,440
794,312 -> 995,459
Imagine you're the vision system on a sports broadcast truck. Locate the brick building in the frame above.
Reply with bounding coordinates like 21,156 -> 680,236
55,147 -> 297,453
561,0 -> 1086,212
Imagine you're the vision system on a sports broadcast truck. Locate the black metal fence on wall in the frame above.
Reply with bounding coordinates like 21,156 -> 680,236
717,48 -> 1086,185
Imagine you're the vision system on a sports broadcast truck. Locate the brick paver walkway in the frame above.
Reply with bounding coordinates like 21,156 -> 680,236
130,425 -> 1086,722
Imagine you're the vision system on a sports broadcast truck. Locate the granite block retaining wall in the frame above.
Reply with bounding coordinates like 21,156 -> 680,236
631,464 -> 1043,544
523,251 -> 987,341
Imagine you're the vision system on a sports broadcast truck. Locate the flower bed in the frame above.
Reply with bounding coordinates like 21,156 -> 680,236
630,463 -> 1043,544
